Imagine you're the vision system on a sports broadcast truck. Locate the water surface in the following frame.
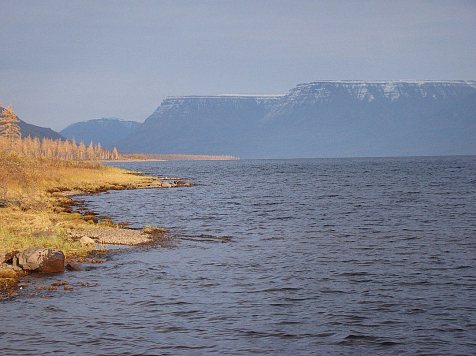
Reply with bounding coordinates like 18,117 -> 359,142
1,157 -> 476,355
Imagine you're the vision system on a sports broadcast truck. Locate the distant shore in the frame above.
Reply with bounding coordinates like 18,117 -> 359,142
102,159 -> 166,162
117,153 -> 239,161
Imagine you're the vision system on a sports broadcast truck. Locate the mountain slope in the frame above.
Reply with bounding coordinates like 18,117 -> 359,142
117,81 -> 476,158
0,106 -> 65,140
257,80 -> 476,157
60,118 -> 140,148
18,120 -> 65,140
116,95 -> 282,156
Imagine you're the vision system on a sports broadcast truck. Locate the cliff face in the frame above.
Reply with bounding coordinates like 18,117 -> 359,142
257,80 -> 476,157
271,80 -> 476,104
117,81 -> 476,158
60,118 -> 140,148
116,95 -> 283,156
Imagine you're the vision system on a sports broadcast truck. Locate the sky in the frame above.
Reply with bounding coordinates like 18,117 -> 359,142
0,0 -> 475,131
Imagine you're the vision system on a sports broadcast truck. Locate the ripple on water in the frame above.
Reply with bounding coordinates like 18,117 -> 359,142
2,157 -> 476,355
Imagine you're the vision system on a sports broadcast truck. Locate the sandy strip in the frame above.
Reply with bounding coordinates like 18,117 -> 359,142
71,228 -> 153,246
61,178 -> 191,197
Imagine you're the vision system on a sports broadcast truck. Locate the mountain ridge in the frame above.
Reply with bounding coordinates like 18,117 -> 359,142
113,80 -> 476,158
60,117 -> 140,148
0,106 -> 65,141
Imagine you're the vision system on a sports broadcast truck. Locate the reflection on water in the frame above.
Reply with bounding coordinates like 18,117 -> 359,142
1,157 -> 476,355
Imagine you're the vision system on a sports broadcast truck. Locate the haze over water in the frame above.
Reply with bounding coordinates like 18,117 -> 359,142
2,157 -> 476,354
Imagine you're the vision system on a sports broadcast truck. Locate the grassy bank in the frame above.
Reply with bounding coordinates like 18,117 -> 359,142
0,151 -> 156,257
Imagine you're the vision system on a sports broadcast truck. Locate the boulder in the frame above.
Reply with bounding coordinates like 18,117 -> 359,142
1,250 -> 19,264
15,247 -> 65,273
80,236 -> 96,245
66,261 -> 83,271
173,180 -> 193,187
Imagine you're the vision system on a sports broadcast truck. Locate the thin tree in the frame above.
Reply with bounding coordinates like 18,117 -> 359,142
0,104 -> 22,151
87,141 -> 95,160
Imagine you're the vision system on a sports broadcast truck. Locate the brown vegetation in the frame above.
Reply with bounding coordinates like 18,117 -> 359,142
0,103 -> 193,298
0,104 -> 120,160
0,149 -> 160,253
0,104 -> 22,151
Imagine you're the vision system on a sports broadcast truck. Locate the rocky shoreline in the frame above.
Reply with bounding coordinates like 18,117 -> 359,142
0,175 -> 192,300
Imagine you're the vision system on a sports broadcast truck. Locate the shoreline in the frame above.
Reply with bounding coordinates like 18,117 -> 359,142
100,159 -> 166,163
0,161 -> 193,300
63,175 -> 190,246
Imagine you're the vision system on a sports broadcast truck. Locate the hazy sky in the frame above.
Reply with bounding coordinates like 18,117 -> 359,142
1,0 -> 475,131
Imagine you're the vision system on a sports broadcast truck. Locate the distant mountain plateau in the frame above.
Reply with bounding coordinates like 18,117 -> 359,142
17,80 -> 475,158
113,80 -> 476,158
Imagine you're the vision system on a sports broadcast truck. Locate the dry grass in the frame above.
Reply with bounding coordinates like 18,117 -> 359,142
0,151 -> 155,256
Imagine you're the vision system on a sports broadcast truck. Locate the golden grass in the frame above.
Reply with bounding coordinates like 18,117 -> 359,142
0,151 -> 154,256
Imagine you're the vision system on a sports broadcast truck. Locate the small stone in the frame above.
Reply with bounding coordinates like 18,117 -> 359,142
66,261 -> 83,271
63,286 -> 74,291
173,180 -> 193,187
31,231 -> 55,238
1,250 -> 20,264
79,236 -> 96,245
83,215 -> 98,223
0,263 -> 22,272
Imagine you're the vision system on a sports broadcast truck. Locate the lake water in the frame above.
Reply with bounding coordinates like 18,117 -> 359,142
1,157 -> 476,355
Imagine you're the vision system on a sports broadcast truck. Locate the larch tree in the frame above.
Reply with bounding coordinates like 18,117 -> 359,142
0,104 -> 22,151
78,141 -> 86,160
87,141 -> 95,160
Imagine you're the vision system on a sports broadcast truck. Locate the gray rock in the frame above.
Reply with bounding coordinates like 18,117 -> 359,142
1,250 -> 19,264
80,236 -> 96,245
32,231 -> 56,238
0,262 -> 22,271
16,246 -> 65,273
174,180 -> 193,187
66,261 -> 83,271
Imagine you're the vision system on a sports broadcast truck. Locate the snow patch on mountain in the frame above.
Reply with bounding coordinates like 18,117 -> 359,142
288,80 -> 476,103
116,80 -> 476,158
